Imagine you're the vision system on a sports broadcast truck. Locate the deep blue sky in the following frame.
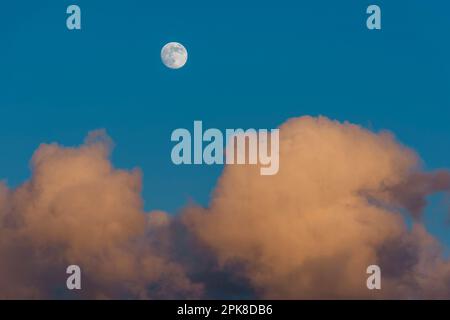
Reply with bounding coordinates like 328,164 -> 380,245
1,1 -> 450,245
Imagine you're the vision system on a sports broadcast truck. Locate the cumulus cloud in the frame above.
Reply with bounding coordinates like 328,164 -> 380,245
183,116 -> 450,299
0,130 -> 202,299
1,117 -> 450,299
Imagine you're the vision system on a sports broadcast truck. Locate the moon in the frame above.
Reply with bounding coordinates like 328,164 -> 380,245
161,42 -> 188,69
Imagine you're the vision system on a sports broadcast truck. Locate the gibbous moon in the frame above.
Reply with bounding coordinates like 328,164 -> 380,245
161,42 -> 188,69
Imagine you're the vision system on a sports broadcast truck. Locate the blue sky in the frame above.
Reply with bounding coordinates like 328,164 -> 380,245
1,1 -> 450,245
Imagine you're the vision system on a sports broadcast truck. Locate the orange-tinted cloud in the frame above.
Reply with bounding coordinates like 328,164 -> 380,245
183,116 -> 450,299
0,130 -> 202,299
1,117 -> 450,299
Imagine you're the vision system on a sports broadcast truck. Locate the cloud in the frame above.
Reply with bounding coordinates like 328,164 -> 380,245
1,117 -> 450,299
0,130 -> 202,299
183,116 -> 450,299
383,171 -> 450,219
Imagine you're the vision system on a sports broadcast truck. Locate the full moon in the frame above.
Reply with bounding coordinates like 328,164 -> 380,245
161,42 -> 188,69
